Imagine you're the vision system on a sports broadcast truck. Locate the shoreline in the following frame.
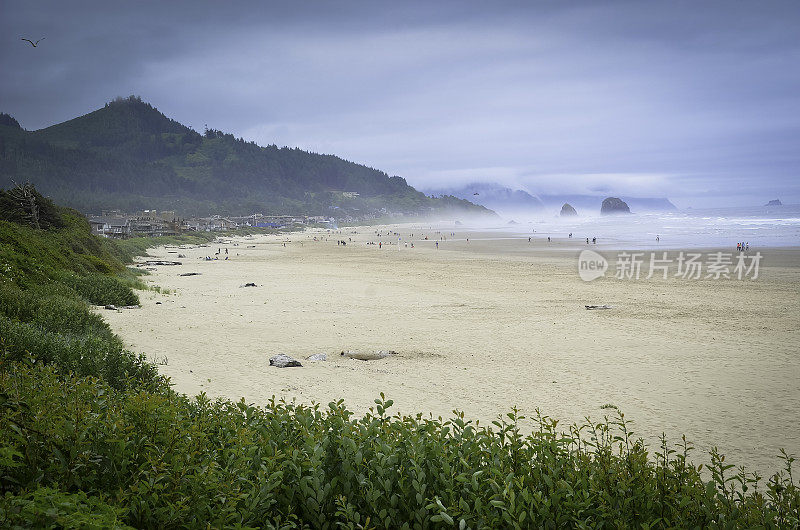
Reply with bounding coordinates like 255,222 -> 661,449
101,226 -> 800,477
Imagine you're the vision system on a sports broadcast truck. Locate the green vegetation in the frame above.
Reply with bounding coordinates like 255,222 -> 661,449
0,196 -> 161,392
109,232 -> 218,264
1,193 -> 798,528
0,96 -> 493,219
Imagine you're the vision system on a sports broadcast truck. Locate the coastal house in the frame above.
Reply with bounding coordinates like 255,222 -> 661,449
185,215 -> 237,232
207,216 -> 235,231
129,217 -> 178,237
88,216 -> 131,238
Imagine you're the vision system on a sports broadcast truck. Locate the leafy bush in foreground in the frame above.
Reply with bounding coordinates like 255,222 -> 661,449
1,365 -> 797,529
0,487 -> 133,529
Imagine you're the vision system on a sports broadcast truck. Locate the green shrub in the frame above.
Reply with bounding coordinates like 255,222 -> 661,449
0,317 -> 158,391
1,365 -> 797,529
0,487 -> 133,529
0,283 -> 117,339
54,271 -> 139,307
0,212 -> 125,288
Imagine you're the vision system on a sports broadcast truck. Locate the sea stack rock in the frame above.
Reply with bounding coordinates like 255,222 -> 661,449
560,203 -> 578,217
765,199 -> 782,206
600,197 -> 631,215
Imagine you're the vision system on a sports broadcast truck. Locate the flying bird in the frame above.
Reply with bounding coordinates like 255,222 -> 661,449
21,37 -> 45,47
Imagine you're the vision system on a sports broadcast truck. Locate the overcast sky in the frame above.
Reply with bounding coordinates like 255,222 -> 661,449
2,0 -> 799,207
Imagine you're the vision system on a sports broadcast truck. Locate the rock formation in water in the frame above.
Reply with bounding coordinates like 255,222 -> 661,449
560,203 -> 578,216
765,199 -> 782,206
600,197 -> 631,215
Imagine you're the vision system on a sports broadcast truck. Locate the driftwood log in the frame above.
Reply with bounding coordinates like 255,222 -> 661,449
141,260 -> 182,266
340,350 -> 398,361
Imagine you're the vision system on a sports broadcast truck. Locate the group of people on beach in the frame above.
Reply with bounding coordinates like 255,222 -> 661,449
204,247 -> 230,260
737,242 -> 750,252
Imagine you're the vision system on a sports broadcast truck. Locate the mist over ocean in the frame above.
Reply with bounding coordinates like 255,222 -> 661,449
478,205 -> 800,249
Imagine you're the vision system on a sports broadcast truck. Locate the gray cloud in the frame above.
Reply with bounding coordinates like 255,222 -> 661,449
2,0 -> 799,207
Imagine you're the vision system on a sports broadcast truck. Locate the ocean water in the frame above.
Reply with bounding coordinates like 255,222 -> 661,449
478,205 -> 800,249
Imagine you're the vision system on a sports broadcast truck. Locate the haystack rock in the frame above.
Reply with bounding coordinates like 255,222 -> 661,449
560,203 -> 578,216
269,354 -> 302,368
600,197 -> 631,215
765,199 -> 782,206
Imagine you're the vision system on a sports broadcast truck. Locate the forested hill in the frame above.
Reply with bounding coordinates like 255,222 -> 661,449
0,97 -> 492,218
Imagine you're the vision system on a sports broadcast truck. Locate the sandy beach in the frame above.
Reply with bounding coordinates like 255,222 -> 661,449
101,225 -> 800,477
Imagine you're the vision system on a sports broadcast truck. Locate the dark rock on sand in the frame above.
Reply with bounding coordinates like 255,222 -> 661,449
269,354 -> 302,368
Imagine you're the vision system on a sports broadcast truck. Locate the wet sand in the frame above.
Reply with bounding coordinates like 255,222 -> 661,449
101,225 -> 800,476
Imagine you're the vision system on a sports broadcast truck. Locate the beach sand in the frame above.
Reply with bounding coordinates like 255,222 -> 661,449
101,225 -> 800,477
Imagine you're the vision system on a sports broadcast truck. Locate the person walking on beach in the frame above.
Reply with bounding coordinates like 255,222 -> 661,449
656,235 -> 660,243
746,242 -> 750,251
435,241 -> 439,249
